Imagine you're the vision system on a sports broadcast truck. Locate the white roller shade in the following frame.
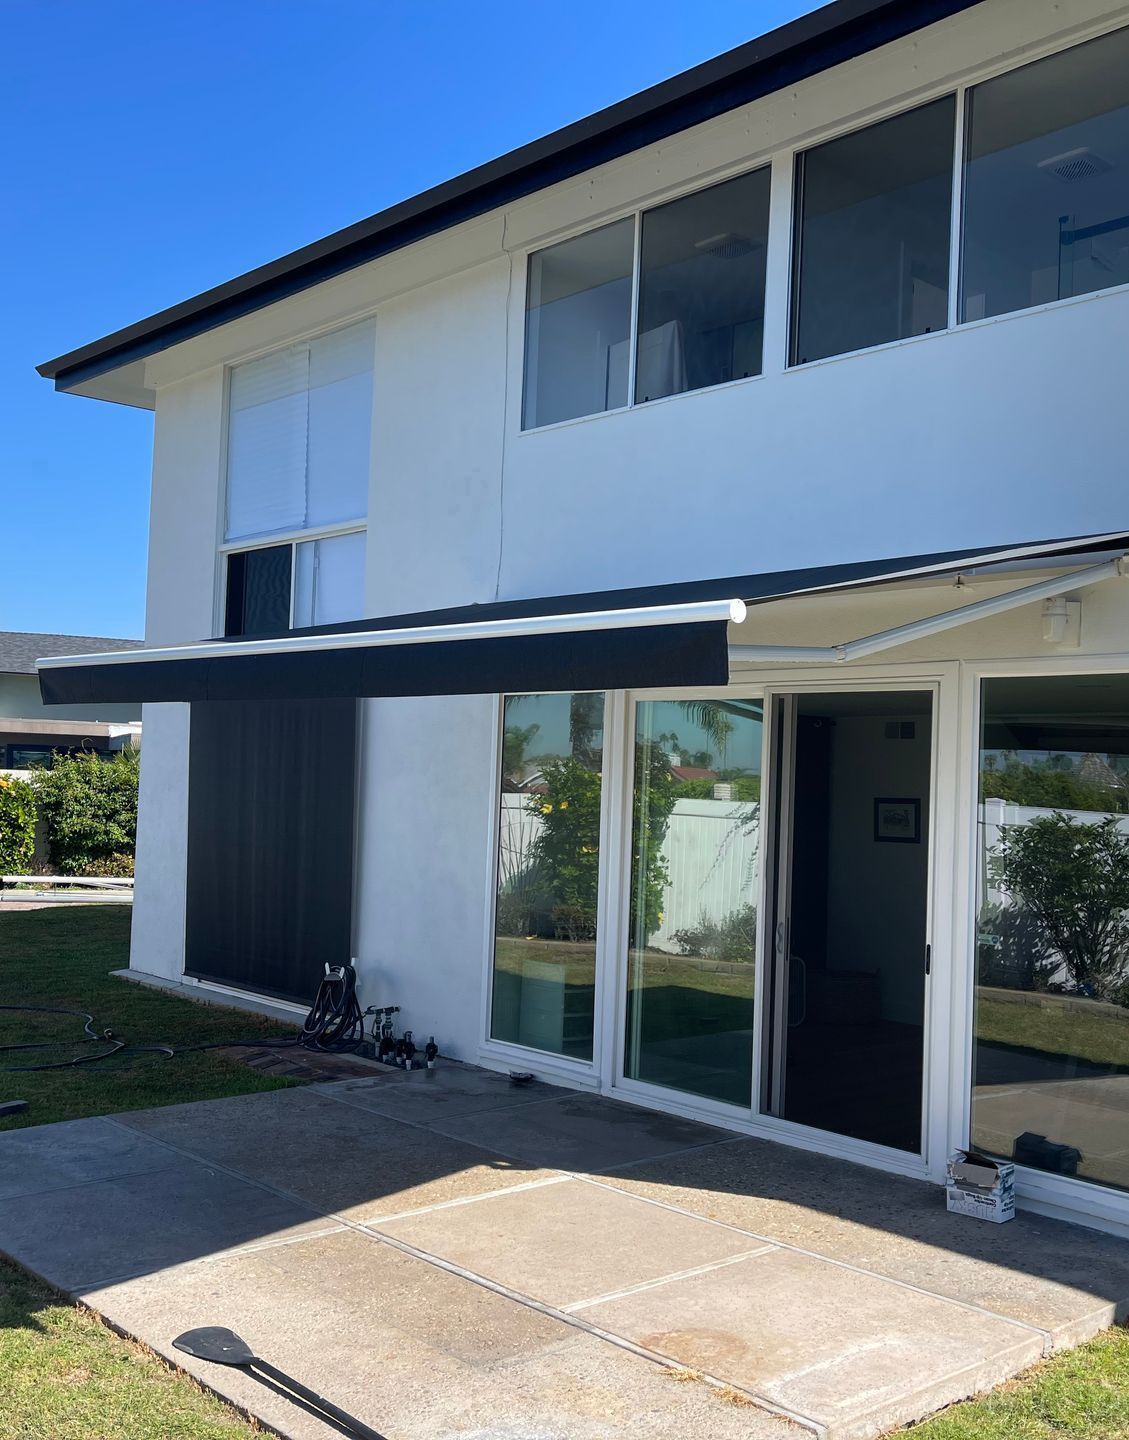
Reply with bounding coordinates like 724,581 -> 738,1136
225,319 -> 375,542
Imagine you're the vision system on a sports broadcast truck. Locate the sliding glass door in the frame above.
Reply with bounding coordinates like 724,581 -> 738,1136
623,697 -> 764,1105
763,689 -> 934,1153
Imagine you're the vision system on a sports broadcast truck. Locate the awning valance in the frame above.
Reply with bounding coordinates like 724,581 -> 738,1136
37,531 -> 1129,706
37,600 -> 744,706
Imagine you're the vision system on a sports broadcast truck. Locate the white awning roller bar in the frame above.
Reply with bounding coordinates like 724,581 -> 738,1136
38,597 -> 749,672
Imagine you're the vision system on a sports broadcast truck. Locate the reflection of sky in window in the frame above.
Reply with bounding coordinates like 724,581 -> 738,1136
639,699 -> 764,772
504,695 -> 764,772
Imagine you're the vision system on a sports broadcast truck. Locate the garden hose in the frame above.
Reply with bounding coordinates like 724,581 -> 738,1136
0,964 -> 368,1073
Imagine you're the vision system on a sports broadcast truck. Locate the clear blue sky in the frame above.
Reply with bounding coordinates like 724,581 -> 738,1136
2,0 -> 818,639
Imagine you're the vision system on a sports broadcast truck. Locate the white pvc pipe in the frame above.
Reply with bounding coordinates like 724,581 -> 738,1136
37,597 -> 748,671
729,557 -> 1124,665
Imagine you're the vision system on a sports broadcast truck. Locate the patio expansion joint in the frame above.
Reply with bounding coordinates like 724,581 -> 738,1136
575,1174 -> 1058,1353
0,1163 -> 184,1205
562,1244 -> 779,1312
354,1218 -> 824,1436
99,1116 -> 823,1436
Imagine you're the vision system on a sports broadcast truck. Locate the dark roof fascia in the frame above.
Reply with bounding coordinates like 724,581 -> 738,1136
39,0 -> 984,392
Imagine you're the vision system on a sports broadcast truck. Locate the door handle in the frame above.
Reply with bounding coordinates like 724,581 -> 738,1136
925,943 -> 932,976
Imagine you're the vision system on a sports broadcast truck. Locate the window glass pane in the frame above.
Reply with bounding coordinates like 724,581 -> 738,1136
636,169 -> 770,402
791,97 -> 955,364
306,321 -> 376,527
490,693 -> 604,1058
962,27 -> 1129,322
973,675 -> 1129,1194
293,531 -> 366,628
625,698 -> 763,1105
225,347 -> 309,540
522,220 -> 634,428
225,545 -> 292,637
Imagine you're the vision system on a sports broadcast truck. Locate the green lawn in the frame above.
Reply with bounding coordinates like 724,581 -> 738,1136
0,1258 -> 260,1440
976,991 -> 1129,1071
910,1325 -> 1129,1439
0,905 -> 296,1130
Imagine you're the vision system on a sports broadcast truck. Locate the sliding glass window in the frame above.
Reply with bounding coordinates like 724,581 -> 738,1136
635,168 -> 770,402
522,171 -> 770,427
973,675 -> 1129,1194
522,222 -> 634,428
962,26 -> 1129,322
791,97 -> 955,364
490,693 -> 605,1059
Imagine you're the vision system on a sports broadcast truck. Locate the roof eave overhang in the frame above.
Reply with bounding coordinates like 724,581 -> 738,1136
38,0 -> 985,399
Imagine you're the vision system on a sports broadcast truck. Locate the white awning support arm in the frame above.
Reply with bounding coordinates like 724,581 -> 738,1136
728,556 -> 1126,667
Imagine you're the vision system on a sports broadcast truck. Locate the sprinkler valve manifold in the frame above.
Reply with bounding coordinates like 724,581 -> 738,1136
362,1007 -> 439,1070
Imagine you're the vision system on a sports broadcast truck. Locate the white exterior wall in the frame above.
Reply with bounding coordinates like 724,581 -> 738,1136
124,0 -> 1129,1226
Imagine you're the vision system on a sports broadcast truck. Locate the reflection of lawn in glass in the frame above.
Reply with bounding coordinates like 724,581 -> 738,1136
494,939 -> 753,1011
976,991 -> 1129,1071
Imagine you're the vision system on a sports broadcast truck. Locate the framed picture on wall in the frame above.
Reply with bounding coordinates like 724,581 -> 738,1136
874,797 -> 920,843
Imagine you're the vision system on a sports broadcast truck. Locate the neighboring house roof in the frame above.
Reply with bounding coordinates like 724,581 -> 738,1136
37,0 -> 983,392
671,766 -> 718,782
0,631 -> 143,677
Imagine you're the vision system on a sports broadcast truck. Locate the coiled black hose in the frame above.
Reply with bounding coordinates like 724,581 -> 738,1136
1,964 -> 368,1072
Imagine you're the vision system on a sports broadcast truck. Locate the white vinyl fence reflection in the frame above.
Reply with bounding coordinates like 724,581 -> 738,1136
499,794 -> 759,952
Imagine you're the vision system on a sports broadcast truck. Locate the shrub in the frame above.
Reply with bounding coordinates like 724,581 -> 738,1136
0,775 -> 37,873
991,812 -> 1129,999
31,748 -> 140,875
672,904 -> 757,964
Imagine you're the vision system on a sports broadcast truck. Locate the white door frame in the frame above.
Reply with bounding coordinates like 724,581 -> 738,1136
601,663 -> 961,1184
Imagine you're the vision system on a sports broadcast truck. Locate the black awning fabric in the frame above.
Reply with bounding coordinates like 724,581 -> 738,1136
36,530 -> 1129,707
38,618 -> 730,706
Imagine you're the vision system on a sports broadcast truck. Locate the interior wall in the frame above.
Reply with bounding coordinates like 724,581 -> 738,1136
825,715 -> 931,1026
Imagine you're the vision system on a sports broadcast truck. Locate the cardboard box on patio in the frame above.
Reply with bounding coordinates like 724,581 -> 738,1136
946,1149 -> 1015,1223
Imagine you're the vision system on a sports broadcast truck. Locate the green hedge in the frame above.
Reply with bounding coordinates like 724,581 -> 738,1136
0,776 -> 37,873
32,749 -> 139,875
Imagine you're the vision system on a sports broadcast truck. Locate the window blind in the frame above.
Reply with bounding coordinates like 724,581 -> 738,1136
225,320 -> 375,541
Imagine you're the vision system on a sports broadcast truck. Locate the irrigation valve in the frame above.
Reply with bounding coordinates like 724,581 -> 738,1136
362,1005 -> 438,1070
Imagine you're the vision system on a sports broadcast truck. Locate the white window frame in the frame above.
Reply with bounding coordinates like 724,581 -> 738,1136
518,162 -> 774,433
958,655 -> 1129,1240
511,10 -> 1129,430
213,315 -> 378,637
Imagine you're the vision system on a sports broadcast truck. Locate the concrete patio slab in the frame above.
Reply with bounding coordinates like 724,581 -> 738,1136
83,1227 -> 803,1440
1,1077 -> 1126,1439
374,1175 -> 773,1307
582,1246 -> 1045,1440
115,1086 -> 556,1221
315,1061 -> 569,1122
597,1136 -> 1129,1348
0,1154 -> 333,1290
424,1090 -> 733,1171
0,1115 -> 181,1199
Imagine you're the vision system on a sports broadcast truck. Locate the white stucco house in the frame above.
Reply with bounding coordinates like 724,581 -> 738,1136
35,0 -> 1129,1237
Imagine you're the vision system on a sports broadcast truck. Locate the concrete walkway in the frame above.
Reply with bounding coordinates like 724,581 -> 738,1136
1,1065 -> 1127,1440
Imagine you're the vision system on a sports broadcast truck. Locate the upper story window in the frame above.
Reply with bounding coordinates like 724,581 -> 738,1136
962,25 -> 1129,322
790,97 -> 955,365
521,167 -> 770,428
222,319 -> 375,636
